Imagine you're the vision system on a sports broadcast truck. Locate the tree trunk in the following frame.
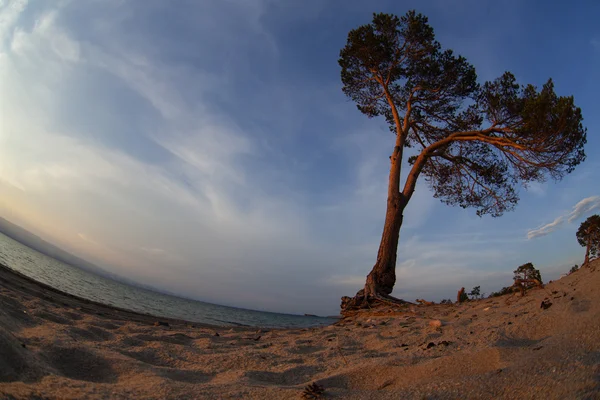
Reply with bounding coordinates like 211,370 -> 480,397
584,238 -> 591,267
364,194 -> 406,297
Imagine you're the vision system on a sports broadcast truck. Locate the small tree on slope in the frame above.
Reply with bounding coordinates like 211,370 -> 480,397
338,11 -> 587,309
577,214 -> 600,267
513,262 -> 542,288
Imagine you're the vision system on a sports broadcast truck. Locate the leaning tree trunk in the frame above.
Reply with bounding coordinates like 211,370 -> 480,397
364,194 -> 406,297
584,238 -> 591,267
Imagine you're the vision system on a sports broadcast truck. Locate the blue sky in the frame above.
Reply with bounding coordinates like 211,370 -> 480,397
0,0 -> 598,315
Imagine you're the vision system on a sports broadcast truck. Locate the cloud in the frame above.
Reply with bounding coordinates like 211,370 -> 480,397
0,0 -> 28,45
527,196 -> 600,239
567,196 -> 600,223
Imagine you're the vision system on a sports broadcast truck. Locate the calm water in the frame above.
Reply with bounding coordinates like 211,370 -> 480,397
0,233 -> 335,328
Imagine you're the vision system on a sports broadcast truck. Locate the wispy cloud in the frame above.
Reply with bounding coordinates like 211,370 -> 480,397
527,196 -> 600,239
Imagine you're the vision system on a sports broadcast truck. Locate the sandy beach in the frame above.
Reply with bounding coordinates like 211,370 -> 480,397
1,260 -> 599,399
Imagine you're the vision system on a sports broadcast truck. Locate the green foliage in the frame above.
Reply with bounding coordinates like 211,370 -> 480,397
569,264 -> 579,274
439,299 -> 453,304
339,11 -> 587,217
513,262 -> 542,286
458,290 -> 469,303
468,285 -> 481,299
576,214 -> 600,261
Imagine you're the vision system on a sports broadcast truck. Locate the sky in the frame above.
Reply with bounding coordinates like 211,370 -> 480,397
0,0 -> 599,316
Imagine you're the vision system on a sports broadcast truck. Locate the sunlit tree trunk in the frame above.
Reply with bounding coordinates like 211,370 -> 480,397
363,139 -> 407,297
365,196 -> 405,296
584,237 -> 591,266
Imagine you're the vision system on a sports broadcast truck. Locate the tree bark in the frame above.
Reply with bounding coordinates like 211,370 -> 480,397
584,237 -> 591,267
364,193 -> 406,297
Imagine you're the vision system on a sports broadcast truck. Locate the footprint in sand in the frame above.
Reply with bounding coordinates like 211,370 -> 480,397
41,346 -> 117,383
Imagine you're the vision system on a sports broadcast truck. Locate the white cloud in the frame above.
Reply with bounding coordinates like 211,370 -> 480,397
527,196 -> 600,239
566,196 -> 600,223
0,0 -> 27,45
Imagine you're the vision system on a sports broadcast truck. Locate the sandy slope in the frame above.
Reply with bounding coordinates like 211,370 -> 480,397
1,260 -> 599,399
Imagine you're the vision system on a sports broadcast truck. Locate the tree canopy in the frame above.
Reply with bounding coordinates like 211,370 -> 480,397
339,11 -> 587,218
513,262 -> 542,287
576,214 -> 600,264
468,286 -> 481,299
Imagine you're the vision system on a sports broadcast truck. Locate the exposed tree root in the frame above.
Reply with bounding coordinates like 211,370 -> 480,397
340,288 -> 412,317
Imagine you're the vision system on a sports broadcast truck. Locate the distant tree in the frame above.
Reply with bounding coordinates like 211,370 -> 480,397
440,299 -> 453,304
569,264 -> 579,274
490,286 -> 513,297
457,287 -> 469,303
576,214 -> 600,267
338,11 -> 587,309
468,286 -> 481,299
513,262 -> 542,288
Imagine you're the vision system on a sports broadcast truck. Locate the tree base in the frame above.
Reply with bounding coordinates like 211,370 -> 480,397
340,287 -> 412,316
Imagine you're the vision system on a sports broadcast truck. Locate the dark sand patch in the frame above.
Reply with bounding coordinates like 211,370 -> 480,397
67,326 -> 114,342
120,349 -> 177,368
0,328 -> 42,383
61,311 -> 84,321
41,346 -> 117,383
245,365 -> 324,386
90,321 -> 121,330
32,311 -> 71,325
158,368 -> 214,383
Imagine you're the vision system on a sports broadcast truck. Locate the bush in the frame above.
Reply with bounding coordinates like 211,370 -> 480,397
569,264 -> 579,274
490,286 -> 513,297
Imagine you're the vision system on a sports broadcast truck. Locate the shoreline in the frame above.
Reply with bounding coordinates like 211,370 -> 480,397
0,263 -> 250,332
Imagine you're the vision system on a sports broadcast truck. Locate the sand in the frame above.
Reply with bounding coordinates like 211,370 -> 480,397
1,260 -> 599,399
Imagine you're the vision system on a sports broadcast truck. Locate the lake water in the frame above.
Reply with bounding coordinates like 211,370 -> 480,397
0,232 -> 335,328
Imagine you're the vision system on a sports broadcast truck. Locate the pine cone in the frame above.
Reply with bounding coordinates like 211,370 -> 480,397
301,382 -> 325,399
